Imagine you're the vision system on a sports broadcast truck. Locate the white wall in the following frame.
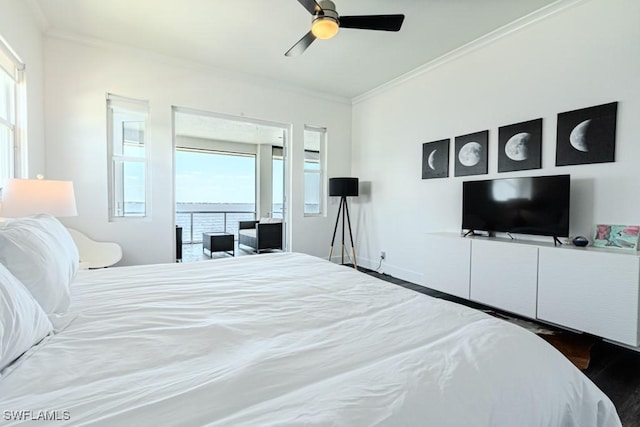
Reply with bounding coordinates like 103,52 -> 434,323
44,37 -> 352,265
351,0 -> 640,284
0,0 -> 45,178
257,144 -> 274,219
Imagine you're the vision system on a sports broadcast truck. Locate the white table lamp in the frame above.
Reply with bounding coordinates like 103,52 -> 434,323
1,176 -> 77,217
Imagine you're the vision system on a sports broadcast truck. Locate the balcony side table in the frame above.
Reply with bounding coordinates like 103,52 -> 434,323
202,232 -> 235,258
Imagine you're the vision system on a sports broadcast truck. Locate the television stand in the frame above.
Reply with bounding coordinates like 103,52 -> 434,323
553,236 -> 563,246
463,229 -> 476,237
424,232 -> 640,350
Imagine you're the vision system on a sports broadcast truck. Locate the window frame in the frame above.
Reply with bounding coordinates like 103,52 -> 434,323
303,125 -> 326,217
106,93 -> 150,221
0,36 -> 26,189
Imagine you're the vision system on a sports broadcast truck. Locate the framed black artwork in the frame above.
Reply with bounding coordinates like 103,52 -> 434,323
422,139 -> 450,179
556,102 -> 617,166
498,118 -> 542,173
454,130 -> 488,177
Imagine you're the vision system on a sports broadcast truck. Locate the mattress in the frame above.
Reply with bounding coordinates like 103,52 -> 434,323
0,252 -> 621,426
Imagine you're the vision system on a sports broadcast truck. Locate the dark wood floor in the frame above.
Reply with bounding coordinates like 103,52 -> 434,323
360,268 -> 640,427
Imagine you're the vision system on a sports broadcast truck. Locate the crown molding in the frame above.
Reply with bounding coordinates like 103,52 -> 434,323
25,0 -> 50,32
352,0 -> 587,105
43,30 -> 352,106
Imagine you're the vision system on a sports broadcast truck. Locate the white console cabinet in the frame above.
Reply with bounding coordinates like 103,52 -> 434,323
424,233 -> 640,348
424,234 -> 471,299
470,239 -> 538,318
538,248 -> 640,347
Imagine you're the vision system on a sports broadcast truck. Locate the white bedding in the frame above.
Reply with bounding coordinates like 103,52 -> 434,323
0,253 -> 620,426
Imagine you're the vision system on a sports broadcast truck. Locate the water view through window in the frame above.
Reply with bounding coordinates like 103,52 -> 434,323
175,149 -> 256,243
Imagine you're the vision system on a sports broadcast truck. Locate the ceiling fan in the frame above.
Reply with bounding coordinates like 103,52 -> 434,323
285,0 -> 405,57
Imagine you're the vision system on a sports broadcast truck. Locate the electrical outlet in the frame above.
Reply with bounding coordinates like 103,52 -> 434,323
380,251 -> 386,260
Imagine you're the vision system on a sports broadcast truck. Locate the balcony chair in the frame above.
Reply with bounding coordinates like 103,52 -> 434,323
238,219 -> 283,253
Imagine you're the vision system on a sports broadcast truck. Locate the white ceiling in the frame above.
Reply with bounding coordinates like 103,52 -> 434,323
31,0 -> 559,100
175,111 -> 286,146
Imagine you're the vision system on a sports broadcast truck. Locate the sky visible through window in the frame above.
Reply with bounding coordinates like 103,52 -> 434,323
176,150 -> 254,203
175,150 -> 283,205
123,149 -> 286,210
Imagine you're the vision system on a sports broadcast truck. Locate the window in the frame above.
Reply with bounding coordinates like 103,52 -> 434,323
107,94 -> 149,219
303,126 -> 325,216
272,146 -> 284,219
175,148 -> 256,242
0,37 -> 25,189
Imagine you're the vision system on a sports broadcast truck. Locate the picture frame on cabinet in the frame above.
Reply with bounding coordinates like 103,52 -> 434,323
422,139 -> 450,179
498,118 -> 542,172
593,224 -> 639,251
454,130 -> 488,177
556,101 -> 618,166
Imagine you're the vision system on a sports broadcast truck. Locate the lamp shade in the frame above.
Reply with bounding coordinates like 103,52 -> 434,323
1,178 -> 77,217
329,177 -> 359,197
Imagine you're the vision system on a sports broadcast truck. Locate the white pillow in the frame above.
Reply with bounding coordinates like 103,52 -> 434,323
0,215 -> 78,316
0,263 -> 53,372
27,215 -> 80,273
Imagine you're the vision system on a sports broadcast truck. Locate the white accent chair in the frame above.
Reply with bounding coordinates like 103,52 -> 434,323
67,228 -> 122,269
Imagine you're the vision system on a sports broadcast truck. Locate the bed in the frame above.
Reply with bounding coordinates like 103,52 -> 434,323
0,245 -> 622,426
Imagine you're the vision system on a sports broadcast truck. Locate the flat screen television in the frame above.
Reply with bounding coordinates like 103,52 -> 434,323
462,174 -> 570,238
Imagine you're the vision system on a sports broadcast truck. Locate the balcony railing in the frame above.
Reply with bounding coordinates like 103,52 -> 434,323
176,210 -> 256,244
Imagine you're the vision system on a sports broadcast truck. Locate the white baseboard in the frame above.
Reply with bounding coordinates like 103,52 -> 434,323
350,257 -> 424,286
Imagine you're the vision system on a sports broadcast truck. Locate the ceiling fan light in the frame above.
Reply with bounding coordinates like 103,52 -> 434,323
312,17 -> 339,39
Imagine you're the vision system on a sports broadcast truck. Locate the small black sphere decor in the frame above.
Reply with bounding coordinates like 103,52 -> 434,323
572,236 -> 589,247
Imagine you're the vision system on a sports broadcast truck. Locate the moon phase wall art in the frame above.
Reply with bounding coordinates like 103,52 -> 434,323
422,139 -> 450,179
556,102 -> 617,166
454,130 -> 488,177
498,118 -> 542,172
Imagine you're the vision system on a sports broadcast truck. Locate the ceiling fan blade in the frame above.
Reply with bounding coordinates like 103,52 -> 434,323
285,31 -> 317,57
297,0 -> 323,15
339,15 -> 405,31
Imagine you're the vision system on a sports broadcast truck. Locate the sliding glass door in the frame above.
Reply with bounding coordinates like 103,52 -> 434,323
173,108 -> 289,262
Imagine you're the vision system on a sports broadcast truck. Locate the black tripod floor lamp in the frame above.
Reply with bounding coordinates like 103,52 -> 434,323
328,177 -> 358,269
